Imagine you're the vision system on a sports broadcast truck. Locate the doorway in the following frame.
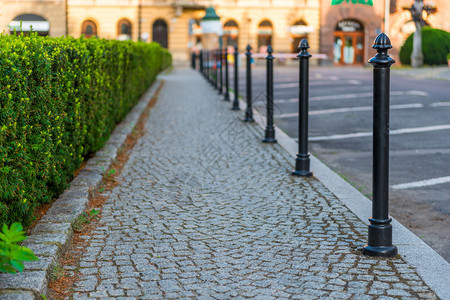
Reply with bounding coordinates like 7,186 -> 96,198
333,20 -> 364,65
153,19 -> 168,48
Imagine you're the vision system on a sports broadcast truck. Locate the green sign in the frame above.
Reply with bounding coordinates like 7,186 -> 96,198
331,0 -> 373,6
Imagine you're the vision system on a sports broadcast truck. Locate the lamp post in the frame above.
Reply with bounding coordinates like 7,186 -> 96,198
200,6 -> 222,66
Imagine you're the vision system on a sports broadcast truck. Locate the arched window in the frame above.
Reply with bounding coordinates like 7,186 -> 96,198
290,20 -> 311,52
153,19 -> 168,48
9,14 -> 49,36
257,20 -> 273,53
82,20 -> 97,38
223,19 -> 239,49
118,19 -> 132,40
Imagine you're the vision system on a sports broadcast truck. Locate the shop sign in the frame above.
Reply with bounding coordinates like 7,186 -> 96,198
331,0 -> 373,6
336,20 -> 363,32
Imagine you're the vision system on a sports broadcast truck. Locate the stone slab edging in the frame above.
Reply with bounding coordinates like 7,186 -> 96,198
0,77 -> 165,300
233,93 -> 450,299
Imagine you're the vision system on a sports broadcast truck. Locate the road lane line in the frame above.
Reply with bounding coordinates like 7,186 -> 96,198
431,102 -> 450,107
391,176 -> 450,190
308,124 -> 450,141
274,90 -> 427,104
275,103 -> 423,118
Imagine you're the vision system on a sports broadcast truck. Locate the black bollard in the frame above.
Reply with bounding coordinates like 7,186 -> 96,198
232,45 -> 240,110
191,52 -> 196,69
262,45 -> 276,143
224,47 -> 230,101
362,33 -> 398,258
244,44 -> 254,122
199,50 -> 203,75
218,49 -> 223,94
214,50 -> 218,90
206,50 -> 209,81
292,39 -> 312,177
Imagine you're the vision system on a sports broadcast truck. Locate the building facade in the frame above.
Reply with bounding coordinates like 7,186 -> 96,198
0,0 -> 448,64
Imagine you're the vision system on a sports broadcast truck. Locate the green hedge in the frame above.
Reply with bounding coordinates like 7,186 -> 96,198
399,27 -> 450,65
0,33 -> 171,227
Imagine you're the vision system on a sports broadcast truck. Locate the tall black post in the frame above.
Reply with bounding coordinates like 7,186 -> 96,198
363,33 -> 398,258
199,50 -> 204,75
292,39 -> 312,177
206,50 -> 209,81
218,49 -> 223,95
232,45 -> 240,110
262,45 -> 276,143
213,50 -> 218,90
224,47 -> 230,101
244,44 -> 254,122
191,52 -> 196,69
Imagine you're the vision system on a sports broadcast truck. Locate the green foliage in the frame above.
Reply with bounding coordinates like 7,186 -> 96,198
0,222 -> 38,273
0,33 -> 172,227
399,27 -> 450,65
73,208 -> 100,232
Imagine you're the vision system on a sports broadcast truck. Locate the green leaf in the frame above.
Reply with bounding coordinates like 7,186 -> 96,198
10,259 -> 24,272
13,247 -> 38,262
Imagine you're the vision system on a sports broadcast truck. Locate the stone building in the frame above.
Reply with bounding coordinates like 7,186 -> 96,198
0,0 -> 448,64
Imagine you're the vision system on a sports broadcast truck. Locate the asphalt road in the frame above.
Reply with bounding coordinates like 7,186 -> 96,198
228,63 -> 450,262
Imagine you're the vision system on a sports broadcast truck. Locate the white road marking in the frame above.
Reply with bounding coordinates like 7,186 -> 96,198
308,124 -> 450,141
275,80 -> 363,88
431,102 -> 450,107
391,176 -> 450,190
275,103 -> 423,118
274,90 -> 427,104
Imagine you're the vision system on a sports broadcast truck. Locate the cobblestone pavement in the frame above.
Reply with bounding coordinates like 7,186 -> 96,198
70,68 -> 437,299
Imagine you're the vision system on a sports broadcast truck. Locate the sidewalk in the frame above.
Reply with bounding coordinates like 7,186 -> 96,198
1,67 -> 449,299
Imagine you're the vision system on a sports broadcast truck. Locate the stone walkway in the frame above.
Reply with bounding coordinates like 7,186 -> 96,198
70,68 -> 437,299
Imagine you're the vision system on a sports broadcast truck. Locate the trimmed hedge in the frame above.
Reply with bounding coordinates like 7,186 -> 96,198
399,27 -> 450,65
0,33 -> 171,227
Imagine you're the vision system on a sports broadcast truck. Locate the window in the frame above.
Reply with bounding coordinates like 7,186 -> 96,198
82,20 -> 97,38
118,19 -> 132,40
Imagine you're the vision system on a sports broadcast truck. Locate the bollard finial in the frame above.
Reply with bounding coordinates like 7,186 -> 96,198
246,44 -> 252,52
266,45 -> 274,60
297,38 -> 312,59
372,33 -> 392,51
299,38 -> 310,50
234,45 -> 238,53
369,33 -> 395,67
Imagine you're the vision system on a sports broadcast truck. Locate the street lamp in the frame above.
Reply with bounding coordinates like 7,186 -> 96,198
200,6 -> 222,51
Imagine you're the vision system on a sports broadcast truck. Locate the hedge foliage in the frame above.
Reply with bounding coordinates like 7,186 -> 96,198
0,33 -> 171,227
399,27 -> 450,65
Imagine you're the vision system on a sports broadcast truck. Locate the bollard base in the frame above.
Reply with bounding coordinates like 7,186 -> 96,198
224,94 -> 230,102
363,218 -> 398,258
243,117 -> 255,123
292,155 -> 312,177
291,169 -> 312,177
262,138 -> 277,143
362,244 -> 398,258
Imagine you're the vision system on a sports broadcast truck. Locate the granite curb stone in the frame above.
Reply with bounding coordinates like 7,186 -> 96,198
0,77 -> 164,299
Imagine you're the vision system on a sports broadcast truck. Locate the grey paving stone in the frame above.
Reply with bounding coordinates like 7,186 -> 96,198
0,292 -> 35,300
